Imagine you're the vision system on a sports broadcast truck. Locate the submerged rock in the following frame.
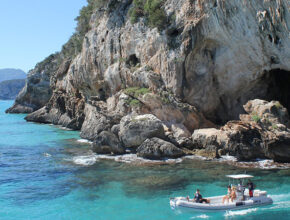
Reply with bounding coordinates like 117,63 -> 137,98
136,137 -> 184,160
119,114 -> 165,148
92,131 -> 125,155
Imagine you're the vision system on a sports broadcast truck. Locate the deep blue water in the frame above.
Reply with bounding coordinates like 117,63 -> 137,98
0,100 -> 289,220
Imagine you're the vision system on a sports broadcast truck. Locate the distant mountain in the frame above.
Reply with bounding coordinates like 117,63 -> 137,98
0,79 -> 26,100
0,68 -> 26,82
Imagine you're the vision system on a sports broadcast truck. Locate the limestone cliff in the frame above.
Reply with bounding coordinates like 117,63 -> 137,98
7,0 -> 290,161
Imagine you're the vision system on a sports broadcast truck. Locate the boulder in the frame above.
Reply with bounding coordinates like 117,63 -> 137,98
192,100 -> 290,162
192,128 -> 228,149
80,103 -> 121,140
6,104 -> 34,114
92,131 -> 125,155
119,114 -> 165,148
244,99 -> 290,128
136,137 -> 184,160
223,121 -> 265,161
111,124 -> 120,136
265,131 -> 290,163
25,107 -> 52,123
193,147 -> 219,159
171,123 -> 191,138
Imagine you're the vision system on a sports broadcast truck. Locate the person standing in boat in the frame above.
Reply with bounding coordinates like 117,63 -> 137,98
238,179 -> 245,200
247,179 -> 254,197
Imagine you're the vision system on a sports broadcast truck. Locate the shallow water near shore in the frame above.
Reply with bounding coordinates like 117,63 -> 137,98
0,100 -> 289,220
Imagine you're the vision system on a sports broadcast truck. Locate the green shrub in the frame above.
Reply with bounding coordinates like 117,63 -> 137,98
144,0 -> 167,30
124,87 -> 150,97
129,0 -> 167,30
129,99 -> 141,107
275,102 -> 282,109
129,0 -> 145,23
251,114 -> 261,123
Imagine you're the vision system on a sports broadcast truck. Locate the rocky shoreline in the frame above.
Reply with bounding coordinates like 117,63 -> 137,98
6,0 -> 290,163
21,97 -> 290,163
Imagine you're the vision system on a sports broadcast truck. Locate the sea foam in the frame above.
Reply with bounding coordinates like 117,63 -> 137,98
224,208 -> 257,217
72,155 -> 98,166
190,214 -> 209,219
77,139 -> 93,144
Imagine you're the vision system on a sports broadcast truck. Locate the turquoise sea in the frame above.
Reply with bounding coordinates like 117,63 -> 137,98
0,100 -> 289,220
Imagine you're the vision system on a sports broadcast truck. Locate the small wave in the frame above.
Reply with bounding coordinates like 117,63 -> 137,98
215,156 -> 290,169
60,127 -> 73,131
86,154 -> 188,164
43,153 -> 51,157
237,159 -> 290,169
218,155 -> 237,162
190,214 -> 209,219
77,139 -> 93,144
224,208 -> 257,217
183,155 -> 207,161
70,153 -> 187,166
72,155 -> 98,166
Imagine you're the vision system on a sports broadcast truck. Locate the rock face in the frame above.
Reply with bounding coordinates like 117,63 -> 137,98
119,114 -> 165,148
136,137 -> 185,160
6,56 -> 57,113
192,100 -> 290,162
92,131 -> 125,155
6,0 -> 290,162
0,79 -> 25,100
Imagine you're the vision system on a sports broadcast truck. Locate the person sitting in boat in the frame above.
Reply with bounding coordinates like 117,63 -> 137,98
230,186 -> 237,202
187,189 -> 210,203
222,185 -> 232,203
247,179 -> 254,197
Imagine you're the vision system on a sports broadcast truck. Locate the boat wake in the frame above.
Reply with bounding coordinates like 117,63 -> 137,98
190,214 -> 209,219
224,208 -> 257,217
270,192 -> 290,201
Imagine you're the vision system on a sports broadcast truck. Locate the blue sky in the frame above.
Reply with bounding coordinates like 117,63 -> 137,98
0,0 -> 87,73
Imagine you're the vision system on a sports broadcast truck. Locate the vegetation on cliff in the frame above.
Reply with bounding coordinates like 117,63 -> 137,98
129,0 -> 167,30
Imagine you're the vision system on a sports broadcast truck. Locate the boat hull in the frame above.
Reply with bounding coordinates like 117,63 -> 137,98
170,195 -> 273,212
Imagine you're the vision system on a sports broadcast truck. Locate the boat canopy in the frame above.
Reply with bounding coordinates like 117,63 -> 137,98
226,174 -> 254,179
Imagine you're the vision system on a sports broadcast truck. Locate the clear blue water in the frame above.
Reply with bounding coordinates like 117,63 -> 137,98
0,100 -> 289,220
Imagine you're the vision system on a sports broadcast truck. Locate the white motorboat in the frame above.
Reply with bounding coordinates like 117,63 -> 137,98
170,174 -> 273,211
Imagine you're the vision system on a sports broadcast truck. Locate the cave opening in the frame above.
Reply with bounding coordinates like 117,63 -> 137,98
214,69 -> 290,125
264,69 -> 290,113
126,54 -> 140,67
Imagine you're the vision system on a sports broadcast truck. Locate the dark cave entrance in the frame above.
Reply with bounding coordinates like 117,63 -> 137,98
214,69 -> 290,125
265,69 -> 290,113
